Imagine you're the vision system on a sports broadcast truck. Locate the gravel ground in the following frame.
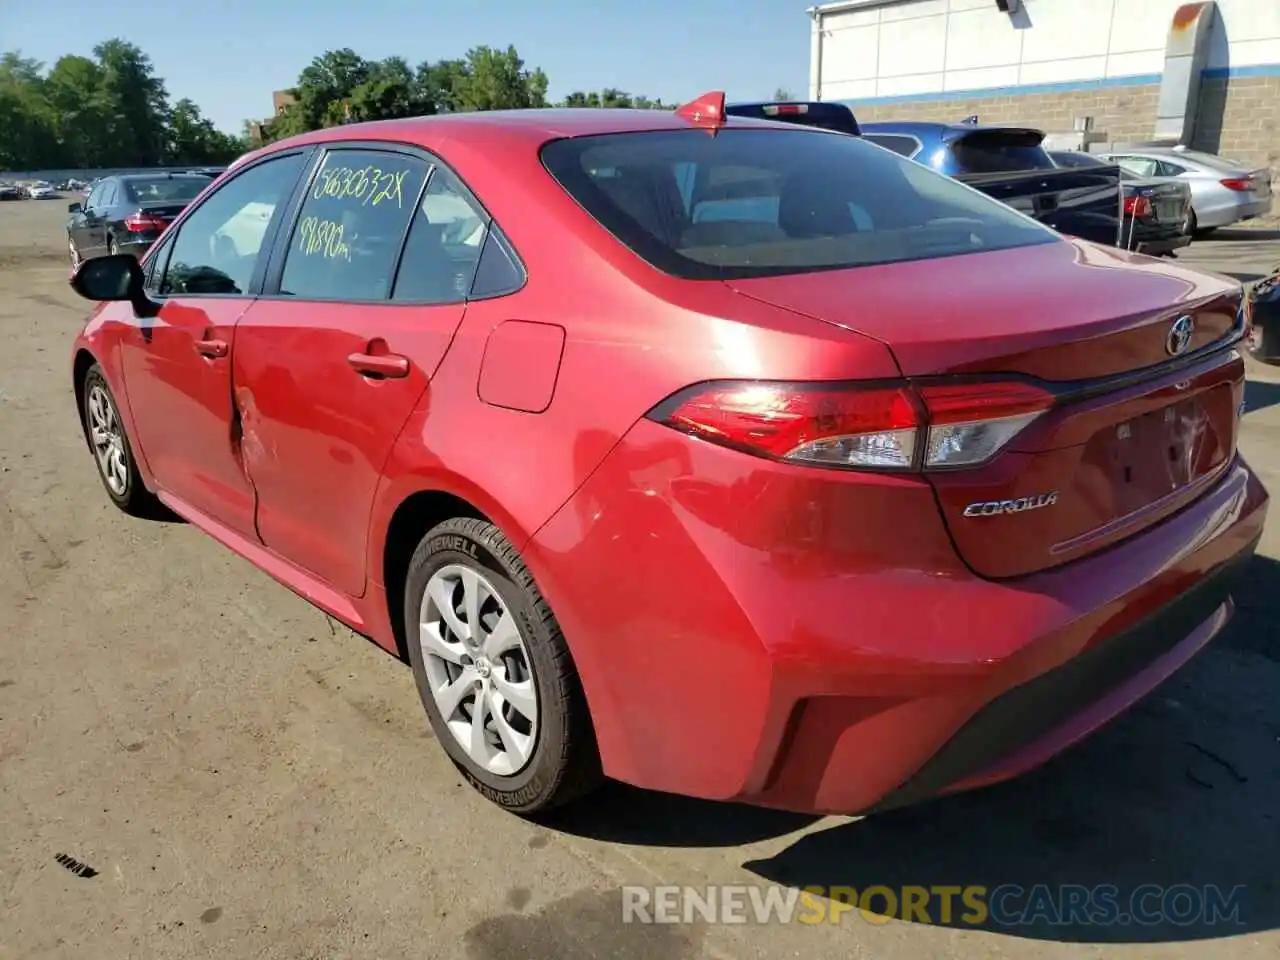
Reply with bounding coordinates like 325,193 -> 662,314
1,197 -> 1277,960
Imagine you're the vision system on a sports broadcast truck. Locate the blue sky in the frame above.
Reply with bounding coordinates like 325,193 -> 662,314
1,0 -> 811,134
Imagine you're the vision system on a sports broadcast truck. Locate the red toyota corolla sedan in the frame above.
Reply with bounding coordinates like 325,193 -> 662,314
68,93 -> 1267,817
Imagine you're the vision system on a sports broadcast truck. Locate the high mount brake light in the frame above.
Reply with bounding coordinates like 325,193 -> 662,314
763,103 -> 809,116
647,380 -> 1055,471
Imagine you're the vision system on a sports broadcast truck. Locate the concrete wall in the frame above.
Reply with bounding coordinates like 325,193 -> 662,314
811,0 -> 1280,186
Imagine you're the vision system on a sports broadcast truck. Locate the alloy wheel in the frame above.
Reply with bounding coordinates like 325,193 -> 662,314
68,237 -> 80,269
419,563 -> 538,776
87,382 -> 129,497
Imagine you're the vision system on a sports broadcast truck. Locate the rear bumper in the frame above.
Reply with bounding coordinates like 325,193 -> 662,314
1136,233 -> 1192,255
869,542 -> 1248,811
1201,195 -> 1273,228
527,419 -> 1269,814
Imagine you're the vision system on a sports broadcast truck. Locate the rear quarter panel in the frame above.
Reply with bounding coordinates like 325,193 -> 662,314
365,124 -> 902,579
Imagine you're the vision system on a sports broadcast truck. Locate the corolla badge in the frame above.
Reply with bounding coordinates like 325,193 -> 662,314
1166,315 -> 1195,356
963,491 -> 1059,518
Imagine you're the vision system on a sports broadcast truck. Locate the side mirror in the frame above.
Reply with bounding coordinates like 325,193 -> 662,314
68,201 -> 82,214
69,254 -> 159,318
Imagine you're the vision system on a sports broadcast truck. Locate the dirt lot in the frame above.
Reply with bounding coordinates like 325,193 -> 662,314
1,197 -> 1278,960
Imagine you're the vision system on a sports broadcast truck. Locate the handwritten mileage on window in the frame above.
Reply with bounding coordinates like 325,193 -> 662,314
296,215 -> 351,261
311,165 -> 409,208
291,154 -> 424,263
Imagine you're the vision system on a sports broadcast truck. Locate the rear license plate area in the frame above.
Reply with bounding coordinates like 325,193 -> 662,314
1105,392 -> 1228,509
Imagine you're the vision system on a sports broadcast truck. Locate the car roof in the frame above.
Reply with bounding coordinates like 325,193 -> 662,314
1101,147 -> 1249,171
254,107 -> 794,160
117,172 -> 208,181
859,120 -> 1046,141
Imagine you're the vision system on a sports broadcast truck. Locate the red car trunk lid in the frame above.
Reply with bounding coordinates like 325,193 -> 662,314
729,239 -> 1246,578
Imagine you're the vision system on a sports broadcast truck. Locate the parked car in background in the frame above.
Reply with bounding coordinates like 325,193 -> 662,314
66,173 -> 210,266
26,181 -> 59,200
1049,150 -> 1191,256
66,92 -> 1266,819
1096,146 -> 1273,234
724,100 -> 861,135
0,183 -> 22,201
1245,263 -> 1280,363
860,121 -> 1122,247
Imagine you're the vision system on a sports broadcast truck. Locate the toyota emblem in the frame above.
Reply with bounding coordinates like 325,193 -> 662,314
1166,315 -> 1194,356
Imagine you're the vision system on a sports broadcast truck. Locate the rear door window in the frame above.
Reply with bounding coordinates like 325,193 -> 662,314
948,131 -> 1055,173
391,165 -> 491,303
542,128 -> 1056,280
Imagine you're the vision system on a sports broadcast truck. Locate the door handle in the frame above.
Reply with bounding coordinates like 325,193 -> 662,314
195,338 -> 228,359
347,351 -> 410,379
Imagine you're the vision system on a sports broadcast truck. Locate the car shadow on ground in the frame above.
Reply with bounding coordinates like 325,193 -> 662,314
1221,270 -> 1265,284
1244,378 -> 1280,414
549,556 -> 1280,945
1213,228 -> 1280,242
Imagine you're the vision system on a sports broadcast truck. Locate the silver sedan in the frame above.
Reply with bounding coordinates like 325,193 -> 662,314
1097,147 -> 1273,233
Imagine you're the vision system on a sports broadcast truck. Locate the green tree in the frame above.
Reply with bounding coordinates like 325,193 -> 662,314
44,55 -> 113,167
168,98 -> 243,165
349,56 -> 423,122
94,39 -> 172,166
0,42 -> 246,171
261,44 -> 554,144
0,54 -> 61,169
774,87 -> 797,101
447,45 -> 548,112
560,90 -> 673,109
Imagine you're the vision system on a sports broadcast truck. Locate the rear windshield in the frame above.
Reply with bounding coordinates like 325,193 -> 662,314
123,177 -> 207,203
540,128 -> 1056,280
949,131 -> 1054,173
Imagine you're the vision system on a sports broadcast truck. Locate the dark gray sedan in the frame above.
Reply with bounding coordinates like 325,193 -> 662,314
66,173 -> 209,266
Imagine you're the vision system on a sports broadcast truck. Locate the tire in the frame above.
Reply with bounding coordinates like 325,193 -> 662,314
81,364 -> 159,516
68,235 -> 81,269
107,236 -> 120,256
403,516 -> 602,814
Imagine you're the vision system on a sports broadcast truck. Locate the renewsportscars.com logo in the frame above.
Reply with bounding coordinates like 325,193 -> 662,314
621,884 -> 1247,928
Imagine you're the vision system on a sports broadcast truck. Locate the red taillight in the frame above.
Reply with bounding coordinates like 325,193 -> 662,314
763,103 -> 809,117
648,379 -> 1055,471
123,212 -> 168,232
1220,177 -> 1253,192
1123,195 -> 1152,217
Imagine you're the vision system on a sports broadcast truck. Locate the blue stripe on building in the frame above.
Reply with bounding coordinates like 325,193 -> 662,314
841,62 -> 1280,108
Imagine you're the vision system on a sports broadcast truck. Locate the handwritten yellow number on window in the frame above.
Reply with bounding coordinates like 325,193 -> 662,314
296,215 -> 351,261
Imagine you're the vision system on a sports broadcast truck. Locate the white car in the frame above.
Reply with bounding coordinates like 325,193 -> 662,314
27,183 -> 58,200
1096,146 -> 1273,233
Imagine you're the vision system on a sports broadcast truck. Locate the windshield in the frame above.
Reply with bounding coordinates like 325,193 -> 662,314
540,128 -> 1056,280
124,177 -> 208,203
